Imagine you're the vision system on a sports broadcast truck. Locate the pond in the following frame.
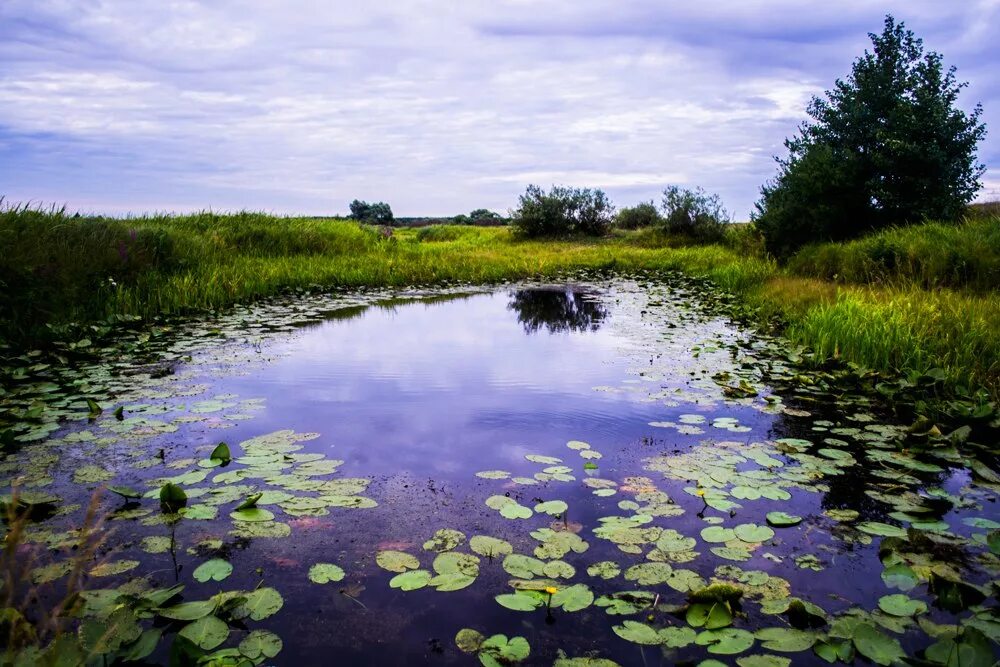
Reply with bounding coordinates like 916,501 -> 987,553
1,278 -> 998,666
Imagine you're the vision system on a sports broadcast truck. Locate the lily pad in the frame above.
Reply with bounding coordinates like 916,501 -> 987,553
389,569 -> 432,591
376,550 -> 420,573
178,615 -> 229,650
423,528 -> 466,552
193,559 -> 232,583
877,594 -> 927,617
765,512 -> 802,527
309,563 -> 346,584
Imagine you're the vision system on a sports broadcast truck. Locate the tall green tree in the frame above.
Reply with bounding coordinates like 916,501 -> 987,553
754,15 -> 987,257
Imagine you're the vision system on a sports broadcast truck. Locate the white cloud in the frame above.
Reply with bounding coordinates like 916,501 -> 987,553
0,0 -> 996,217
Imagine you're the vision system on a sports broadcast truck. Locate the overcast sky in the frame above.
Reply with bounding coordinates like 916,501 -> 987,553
1,1 -> 997,218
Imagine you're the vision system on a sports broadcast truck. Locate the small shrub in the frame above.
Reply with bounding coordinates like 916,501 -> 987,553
348,200 -> 394,224
468,209 -> 503,223
509,185 -> 614,238
660,186 -> 730,242
615,202 -> 660,229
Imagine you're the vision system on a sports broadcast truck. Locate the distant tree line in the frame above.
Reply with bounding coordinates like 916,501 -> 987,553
349,17 -> 985,256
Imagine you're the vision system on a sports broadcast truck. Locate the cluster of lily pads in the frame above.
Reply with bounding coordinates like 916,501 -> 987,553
1,277 -> 998,666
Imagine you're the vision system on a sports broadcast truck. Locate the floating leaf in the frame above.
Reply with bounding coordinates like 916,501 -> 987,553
232,587 -> 283,621
503,554 -> 546,579
178,615 -> 229,650
856,522 -> 907,538
157,601 -> 216,621
851,623 -> 905,666
613,621 -> 661,645
479,634 -> 530,665
535,500 -> 568,516
193,559 -> 232,583
701,526 -> 737,543
624,562 -> 673,586
423,528 -> 466,552
389,569 -> 432,591
551,584 -> 594,612
239,630 -> 282,660
877,594 -> 927,617
765,512 -> 802,527
309,563 -> 346,584
754,627 -> 816,652
108,485 -> 143,500
586,561 -> 621,579
695,628 -> 755,655
469,535 -> 513,558
90,560 -> 140,577
230,508 -> 274,522
735,523 -> 775,543
455,628 -> 485,653
495,592 -> 544,611
376,550 -> 420,573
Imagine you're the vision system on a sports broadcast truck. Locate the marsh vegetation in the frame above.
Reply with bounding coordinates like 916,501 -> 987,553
1,12 -> 998,667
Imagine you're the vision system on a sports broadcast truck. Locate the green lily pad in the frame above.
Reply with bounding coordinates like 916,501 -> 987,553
701,526 -> 737,543
495,592 -> 544,611
230,508 -> 274,522
389,569 -> 432,591
696,628 -> 755,655
624,562 -> 673,586
479,634 -> 530,665
309,563 -> 346,584
586,561 -> 621,579
238,630 -> 282,660
851,623 -> 905,665
90,560 -> 140,577
765,512 -> 802,527
877,594 -> 927,617
422,528 -> 466,552
754,627 -> 816,652
455,628 -> 485,653
735,523 -> 775,543
613,620 -> 661,645
375,550 -> 420,573
856,521 -> 907,538
233,587 -> 283,621
503,554 -> 546,579
535,500 -> 568,516
551,584 -> 594,612
470,535 -> 513,558
178,615 -> 229,650
193,559 -> 232,583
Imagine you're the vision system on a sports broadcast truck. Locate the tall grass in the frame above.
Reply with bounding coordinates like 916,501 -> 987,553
786,216 -> 1000,291
1,201 -> 997,401
787,287 -> 1000,395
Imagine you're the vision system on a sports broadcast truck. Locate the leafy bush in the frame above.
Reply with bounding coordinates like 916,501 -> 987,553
615,202 -> 660,229
660,186 -> 730,242
754,15 -> 987,257
509,185 -> 614,237
349,200 -> 394,224
453,209 -> 505,225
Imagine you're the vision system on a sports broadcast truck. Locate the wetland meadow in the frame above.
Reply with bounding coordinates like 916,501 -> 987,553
1,219 -> 999,665
2,6 -> 1000,667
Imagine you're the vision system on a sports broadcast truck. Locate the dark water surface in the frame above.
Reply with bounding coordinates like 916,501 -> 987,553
2,279 -> 998,666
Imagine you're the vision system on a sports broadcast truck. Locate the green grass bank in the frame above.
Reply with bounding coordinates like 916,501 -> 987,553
1,203 -> 997,402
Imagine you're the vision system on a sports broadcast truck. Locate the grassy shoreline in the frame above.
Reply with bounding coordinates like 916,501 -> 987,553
1,206 -> 997,403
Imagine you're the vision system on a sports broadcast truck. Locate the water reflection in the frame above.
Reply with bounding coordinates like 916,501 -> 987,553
507,287 -> 608,334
